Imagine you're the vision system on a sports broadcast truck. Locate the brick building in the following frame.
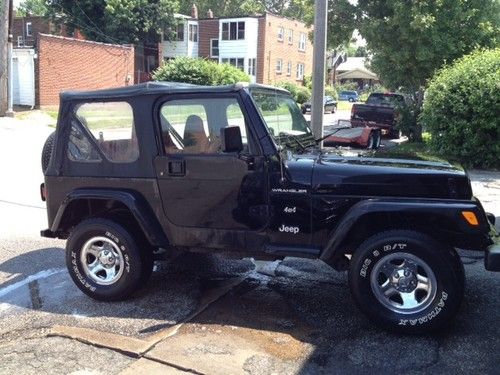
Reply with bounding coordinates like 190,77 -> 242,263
35,34 -> 134,107
12,15 -> 76,48
161,10 -> 313,85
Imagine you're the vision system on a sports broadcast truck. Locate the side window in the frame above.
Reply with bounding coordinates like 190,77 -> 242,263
73,102 -> 139,163
160,98 -> 248,154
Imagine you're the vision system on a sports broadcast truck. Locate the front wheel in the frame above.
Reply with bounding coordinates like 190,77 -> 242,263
349,230 -> 464,334
66,218 -> 153,301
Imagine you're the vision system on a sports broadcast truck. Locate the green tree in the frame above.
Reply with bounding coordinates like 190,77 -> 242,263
46,0 -> 178,44
322,0 -> 499,141
16,0 -> 48,16
179,0 -> 311,20
357,0 -> 499,92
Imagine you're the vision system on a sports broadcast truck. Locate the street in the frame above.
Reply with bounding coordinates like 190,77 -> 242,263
0,112 -> 499,375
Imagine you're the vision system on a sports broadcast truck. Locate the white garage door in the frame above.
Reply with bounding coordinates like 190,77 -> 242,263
12,49 -> 35,107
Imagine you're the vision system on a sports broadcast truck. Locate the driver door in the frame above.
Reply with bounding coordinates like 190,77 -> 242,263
154,94 -> 269,250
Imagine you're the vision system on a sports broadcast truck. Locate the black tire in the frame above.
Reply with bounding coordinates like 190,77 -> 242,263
41,132 -> 55,174
349,98 -> 354,102
66,218 -> 153,301
367,132 -> 375,149
389,128 -> 401,139
349,230 -> 464,334
373,130 -> 381,149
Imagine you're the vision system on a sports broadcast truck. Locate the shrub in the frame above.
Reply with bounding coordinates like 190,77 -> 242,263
152,57 -> 250,85
276,82 -> 311,104
421,49 -> 500,169
324,85 -> 338,100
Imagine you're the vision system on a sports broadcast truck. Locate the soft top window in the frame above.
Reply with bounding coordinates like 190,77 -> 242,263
72,101 -> 139,163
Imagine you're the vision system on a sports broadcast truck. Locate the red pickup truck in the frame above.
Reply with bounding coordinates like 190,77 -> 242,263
351,92 -> 406,139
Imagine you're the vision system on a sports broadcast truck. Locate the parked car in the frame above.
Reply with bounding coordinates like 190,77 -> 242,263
338,90 -> 359,102
351,92 -> 407,138
40,82 -> 499,335
301,95 -> 337,114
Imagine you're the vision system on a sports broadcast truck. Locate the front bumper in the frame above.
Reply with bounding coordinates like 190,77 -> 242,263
485,243 -> 500,271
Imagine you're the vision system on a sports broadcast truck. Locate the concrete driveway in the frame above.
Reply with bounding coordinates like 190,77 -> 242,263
0,113 -> 499,375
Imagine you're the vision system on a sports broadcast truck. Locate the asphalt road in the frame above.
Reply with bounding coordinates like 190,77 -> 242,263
0,112 -> 499,375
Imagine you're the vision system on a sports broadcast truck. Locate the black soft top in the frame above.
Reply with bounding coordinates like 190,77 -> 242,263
60,81 -> 289,101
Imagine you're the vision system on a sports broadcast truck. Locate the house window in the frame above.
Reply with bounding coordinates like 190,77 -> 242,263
288,29 -> 293,44
299,32 -> 306,51
26,22 -> 32,37
189,24 -> 198,42
247,58 -> 256,76
287,61 -> 292,76
221,21 -> 245,40
296,63 -> 304,80
276,59 -> 283,73
277,26 -> 284,41
221,58 -> 245,71
210,39 -> 219,57
17,36 -> 24,47
175,23 -> 184,41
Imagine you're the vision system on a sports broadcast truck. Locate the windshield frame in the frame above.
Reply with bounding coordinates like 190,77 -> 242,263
248,87 -> 315,152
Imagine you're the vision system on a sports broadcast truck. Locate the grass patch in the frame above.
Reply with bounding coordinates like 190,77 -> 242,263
337,101 -> 353,111
46,110 -> 59,120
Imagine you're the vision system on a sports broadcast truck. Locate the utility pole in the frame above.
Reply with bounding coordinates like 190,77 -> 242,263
0,0 -> 9,116
311,0 -> 328,147
6,0 -> 13,116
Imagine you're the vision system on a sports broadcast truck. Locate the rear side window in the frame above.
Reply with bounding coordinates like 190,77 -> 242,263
71,102 -> 139,162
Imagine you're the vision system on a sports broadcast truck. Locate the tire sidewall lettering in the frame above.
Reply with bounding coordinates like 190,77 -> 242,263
71,251 -> 97,292
359,242 -> 408,278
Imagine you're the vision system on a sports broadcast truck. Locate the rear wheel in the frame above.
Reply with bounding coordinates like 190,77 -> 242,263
349,230 -> 464,334
66,218 -> 153,301
367,130 -> 381,150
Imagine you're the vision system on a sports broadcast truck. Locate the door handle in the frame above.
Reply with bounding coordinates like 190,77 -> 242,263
168,160 -> 185,176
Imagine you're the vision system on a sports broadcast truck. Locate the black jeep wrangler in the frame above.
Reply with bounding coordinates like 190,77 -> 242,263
40,82 -> 499,334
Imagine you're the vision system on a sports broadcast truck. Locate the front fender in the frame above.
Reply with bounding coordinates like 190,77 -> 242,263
319,198 -> 491,263
50,188 -> 168,246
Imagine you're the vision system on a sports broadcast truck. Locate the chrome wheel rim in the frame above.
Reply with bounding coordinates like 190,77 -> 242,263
370,252 -> 437,314
80,236 -> 125,285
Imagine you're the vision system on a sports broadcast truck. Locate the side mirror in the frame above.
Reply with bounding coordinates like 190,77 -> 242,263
220,126 -> 243,153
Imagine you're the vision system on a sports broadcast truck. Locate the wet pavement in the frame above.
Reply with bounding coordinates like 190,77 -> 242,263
1,245 -> 499,374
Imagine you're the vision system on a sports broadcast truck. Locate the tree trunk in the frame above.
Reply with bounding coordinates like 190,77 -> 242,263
412,87 -> 425,142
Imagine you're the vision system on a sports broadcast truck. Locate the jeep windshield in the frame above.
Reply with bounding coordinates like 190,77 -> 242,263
250,88 -> 315,151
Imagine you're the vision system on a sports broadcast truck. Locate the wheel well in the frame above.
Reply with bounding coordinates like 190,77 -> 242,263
57,199 -> 149,245
336,211 -> 458,257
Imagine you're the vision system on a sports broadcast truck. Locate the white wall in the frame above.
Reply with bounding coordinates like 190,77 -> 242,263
218,18 -> 259,83
162,20 -> 199,59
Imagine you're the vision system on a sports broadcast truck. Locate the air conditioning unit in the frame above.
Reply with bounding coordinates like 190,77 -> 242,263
17,36 -> 24,47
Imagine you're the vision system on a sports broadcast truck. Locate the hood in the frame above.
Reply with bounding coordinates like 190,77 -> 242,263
285,151 -> 472,199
